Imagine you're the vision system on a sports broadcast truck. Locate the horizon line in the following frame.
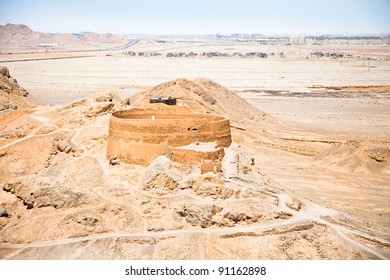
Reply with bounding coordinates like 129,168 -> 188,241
1,23 -> 390,38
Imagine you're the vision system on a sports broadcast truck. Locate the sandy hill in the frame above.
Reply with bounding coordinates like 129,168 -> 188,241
0,66 -> 39,111
0,23 -> 124,51
0,23 -> 34,35
130,78 -> 390,175
0,24 -> 43,47
0,78 -> 388,259
131,77 -> 276,127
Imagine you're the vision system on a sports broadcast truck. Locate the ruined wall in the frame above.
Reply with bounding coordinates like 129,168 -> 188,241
201,162 -> 223,174
168,147 -> 225,164
106,105 -> 231,165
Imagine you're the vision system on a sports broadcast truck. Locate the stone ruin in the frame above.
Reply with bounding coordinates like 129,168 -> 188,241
106,104 -> 232,170
149,97 -> 177,105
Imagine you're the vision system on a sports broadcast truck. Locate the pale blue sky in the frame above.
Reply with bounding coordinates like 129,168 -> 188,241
0,0 -> 389,34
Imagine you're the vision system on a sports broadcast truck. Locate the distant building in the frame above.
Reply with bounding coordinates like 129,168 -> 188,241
150,97 -> 177,106
288,36 -> 306,45
37,43 -> 55,48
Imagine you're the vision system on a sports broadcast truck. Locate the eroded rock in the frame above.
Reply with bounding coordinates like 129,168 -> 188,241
3,179 -> 94,209
0,205 -> 9,217
143,156 -> 180,192
366,147 -> 390,162
286,198 -> 302,211
176,204 -> 223,228
0,66 -> 39,111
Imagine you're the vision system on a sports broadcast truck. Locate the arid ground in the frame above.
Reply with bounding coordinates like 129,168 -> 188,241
0,31 -> 389,259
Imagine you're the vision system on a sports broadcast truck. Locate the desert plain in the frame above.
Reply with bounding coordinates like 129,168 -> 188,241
0,25 -> 389,259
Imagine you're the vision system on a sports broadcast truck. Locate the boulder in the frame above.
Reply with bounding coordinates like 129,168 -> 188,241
0,205 -> 9,217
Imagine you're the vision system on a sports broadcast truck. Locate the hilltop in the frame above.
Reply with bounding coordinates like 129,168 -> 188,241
131,77 -> 275,126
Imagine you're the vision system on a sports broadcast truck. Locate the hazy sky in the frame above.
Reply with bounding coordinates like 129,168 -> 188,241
0,0 -> 389,35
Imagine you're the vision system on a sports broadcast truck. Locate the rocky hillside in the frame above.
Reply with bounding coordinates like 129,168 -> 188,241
0,66 -> 39,111
0,78 -> 388,260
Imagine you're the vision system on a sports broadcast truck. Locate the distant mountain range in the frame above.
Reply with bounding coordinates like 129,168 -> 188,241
0,23 -> 125,52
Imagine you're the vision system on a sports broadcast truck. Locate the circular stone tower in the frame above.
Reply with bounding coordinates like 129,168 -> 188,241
106,104 -> 232,165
